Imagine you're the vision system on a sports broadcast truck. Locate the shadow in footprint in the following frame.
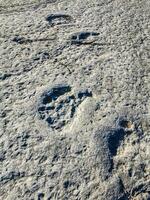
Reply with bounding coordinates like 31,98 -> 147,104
41,85 -> 71,104
107,128 -> 125,157
77,90 -> 92,99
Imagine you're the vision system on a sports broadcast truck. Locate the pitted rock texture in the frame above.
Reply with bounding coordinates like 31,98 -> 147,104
0,0 -> 150,200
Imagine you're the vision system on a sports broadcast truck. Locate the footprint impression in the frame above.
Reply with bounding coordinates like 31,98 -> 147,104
70,31 -> 99,45
91,117 -> 135,179
45,13 -> 73,26
37,84 -> 92,130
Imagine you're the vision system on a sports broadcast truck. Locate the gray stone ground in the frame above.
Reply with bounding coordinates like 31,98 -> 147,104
0,0 -> 150,199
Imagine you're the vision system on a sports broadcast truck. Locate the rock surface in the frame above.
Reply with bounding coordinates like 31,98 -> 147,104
0,0 -> 150,199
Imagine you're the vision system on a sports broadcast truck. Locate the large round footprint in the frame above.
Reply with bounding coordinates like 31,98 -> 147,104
37,84 -> 92,130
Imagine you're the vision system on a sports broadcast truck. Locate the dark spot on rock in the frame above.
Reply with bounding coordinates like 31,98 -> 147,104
46,117 -> 53,124
42,95 -> 52,104
55,103 -> 63,111
78,32 -> 98,40
51,85 -> 71,99
54,120 -> 66,130
0,151 -> 6,161
38,106 -> 45,112
71,35 -> 77,40
31,182 -> 39,193
12,36 -> 25,44
0,171 -> 25,184
75,149 -> 83,155
38,193 -> 45,200
131,183 -> 147,197
0,73 -> 11,80
52,154 -> 59,162
117,117 -> 132,129
33,52 -> 50,61
12,36 -> 31,44
0,111 -> 6,118
128,168 -> 132,177
70,106 -> 76,118
39,155 -> 47,164
39,114 -> 45,120
17,132 -> 30,149
118,196 -> 129,200
48,171 -> 58,179
63,180 -> 71,189
45,106 -> 55,111
64,95 -> 75,104
77,89 -> 92,99
41,52 -> 49,59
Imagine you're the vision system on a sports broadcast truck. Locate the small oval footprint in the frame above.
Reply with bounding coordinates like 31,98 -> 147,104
70,31 -> 99,45
45,13 -> 73,26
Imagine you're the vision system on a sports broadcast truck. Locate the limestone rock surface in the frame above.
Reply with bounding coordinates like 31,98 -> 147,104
0,0 -> 150,199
